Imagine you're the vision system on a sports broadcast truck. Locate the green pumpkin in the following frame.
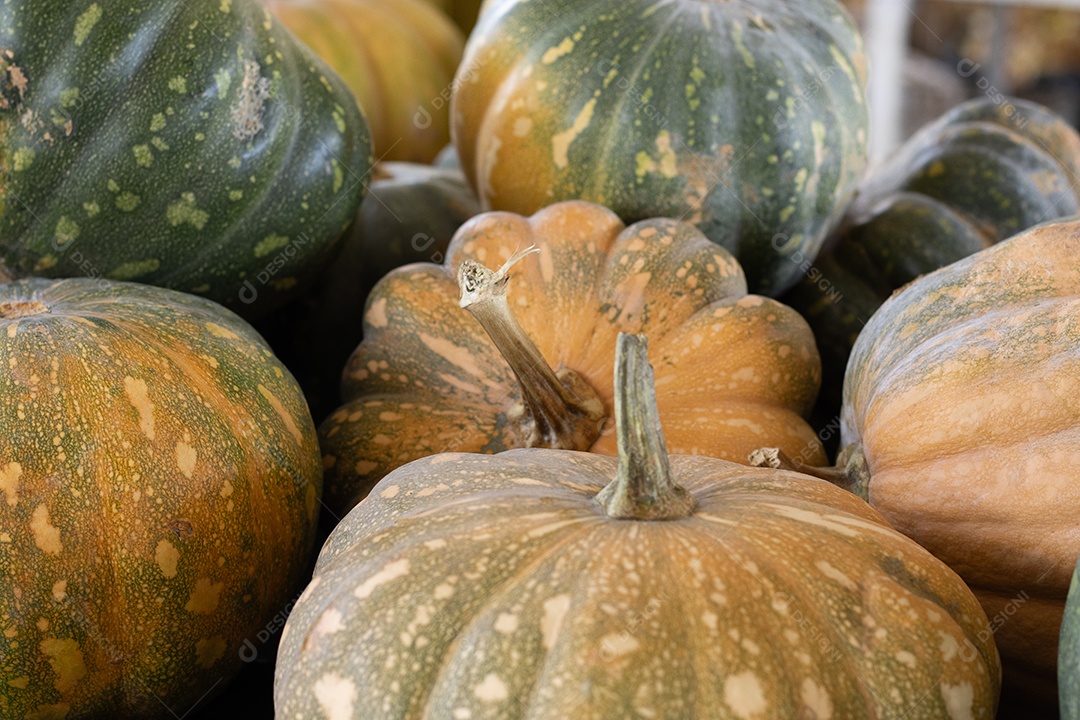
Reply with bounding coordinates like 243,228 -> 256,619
0,278 -> 322,718
0,0 -> 373,317
451,0 -> 869,296
277,334 -> 1000,719
784,97 -> 1080,431
1064,556 -> 1080,718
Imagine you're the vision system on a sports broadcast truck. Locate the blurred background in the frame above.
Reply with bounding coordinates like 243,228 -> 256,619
840,0 -> 1080,161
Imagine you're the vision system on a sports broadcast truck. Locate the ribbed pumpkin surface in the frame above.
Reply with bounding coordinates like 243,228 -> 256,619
785,98 -> 1080,424
276,449 -> 1000,718
319,201 -> 824,514
451,0 -> 869,296
0,0 -> 372,316
840,218 -> 1080,697
0,278 -> 322,718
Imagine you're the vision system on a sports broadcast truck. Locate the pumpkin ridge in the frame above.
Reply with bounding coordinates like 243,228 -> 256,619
583,7 -> 687,209
408,514 -> 603,718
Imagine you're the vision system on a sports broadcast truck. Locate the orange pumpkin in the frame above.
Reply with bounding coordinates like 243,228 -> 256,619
319,201 -> 824,515
266,0 -> 464,163
758,218 -> 1080,708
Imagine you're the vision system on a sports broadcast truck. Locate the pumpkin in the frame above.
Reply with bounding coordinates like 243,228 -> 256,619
765,218 -> 1080,708
266,0 -> 465,163
1064,556 -> 1080,719
319,200 -> 824,515
423,0 -> 486,34
0,278 -> 322,718
0,0 -> 372,318
259,160 -> 481,423
783,97 -> 1080,432
277,333 -> 1000,719
451,0 -> 869,296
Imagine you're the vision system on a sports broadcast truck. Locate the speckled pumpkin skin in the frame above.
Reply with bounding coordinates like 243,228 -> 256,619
840,218 -> 1080,700
266,0 -> 464,163
785,98 -> 1080,429
1063,558 -> 1080,719
0,0 -> 373,317
276,450 -> 1000,719
451,0 -> 869,296
319,201 -> 824,515
0,279 -> 322,718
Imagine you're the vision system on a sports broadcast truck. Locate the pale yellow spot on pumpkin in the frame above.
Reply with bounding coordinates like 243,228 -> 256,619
195,636 -> 227,668
354,460 -> 378,476
513,117 -> 532,137
311,608 -> 346,640
0,462 -> 22,506
541,594 -> 571,650
366,297 -> 388,328
176,440 -> 197,478
940,682 -> 975,720
494,613 -> 518,634
258,385 -> 304,445
816,560 -> 857,591
940,632 -> 960,661
39,638 -> 86,693
354,559 -> 410,599
205,322 -> 239,339
73,4 -> 102,46
424,538 -> 447,550
8,676 -> 29,689
124,377 -> 155,440
765,505 -> 858,537
30,505 -> 62,555
552,97 -> 597,169
895,650 -> 917,668
434,583 -> 455,599
601,632 -> 640,658
314,673 -> 356,720
220,480 -> 234,498
419,333 -> 485,377
541,37 -> 575,64
156,539 -> 180,579
800,677 -> 833,718
380,485 -> 400,499
52,580 -> 67,602
473,673 -> 508,702
724,671 -> 767,718
185,577 -> 224,614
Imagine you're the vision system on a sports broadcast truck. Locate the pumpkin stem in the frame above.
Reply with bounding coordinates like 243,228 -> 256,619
458,247 -> 606,451
748,445 -> 871,500
595,333 -> 697,521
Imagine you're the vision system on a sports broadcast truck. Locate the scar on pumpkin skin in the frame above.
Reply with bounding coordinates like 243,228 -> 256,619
232,60 -> 271,141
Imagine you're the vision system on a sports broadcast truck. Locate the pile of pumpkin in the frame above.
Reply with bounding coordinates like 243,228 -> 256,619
1,0 -> 1078,718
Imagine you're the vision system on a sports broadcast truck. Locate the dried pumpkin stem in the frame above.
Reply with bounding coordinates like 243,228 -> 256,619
595,333 -> 697,521
458,247 -> 605,451
748,446 -> 871,500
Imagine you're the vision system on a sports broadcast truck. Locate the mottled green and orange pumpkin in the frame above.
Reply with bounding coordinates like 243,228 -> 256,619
767,218 -> 1080,708
277,334 -> 1001,719
319,201 -> 824,515
267,0 -> 464,163
451,0 -> 869,296
783,97 -> 1080,429
0,279 -> 322,718
0,0 -> 372,317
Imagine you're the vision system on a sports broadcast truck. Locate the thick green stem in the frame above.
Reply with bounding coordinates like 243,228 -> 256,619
748,445 -> 871,500
458,247 -> 605,450
595,333 -> 697,521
